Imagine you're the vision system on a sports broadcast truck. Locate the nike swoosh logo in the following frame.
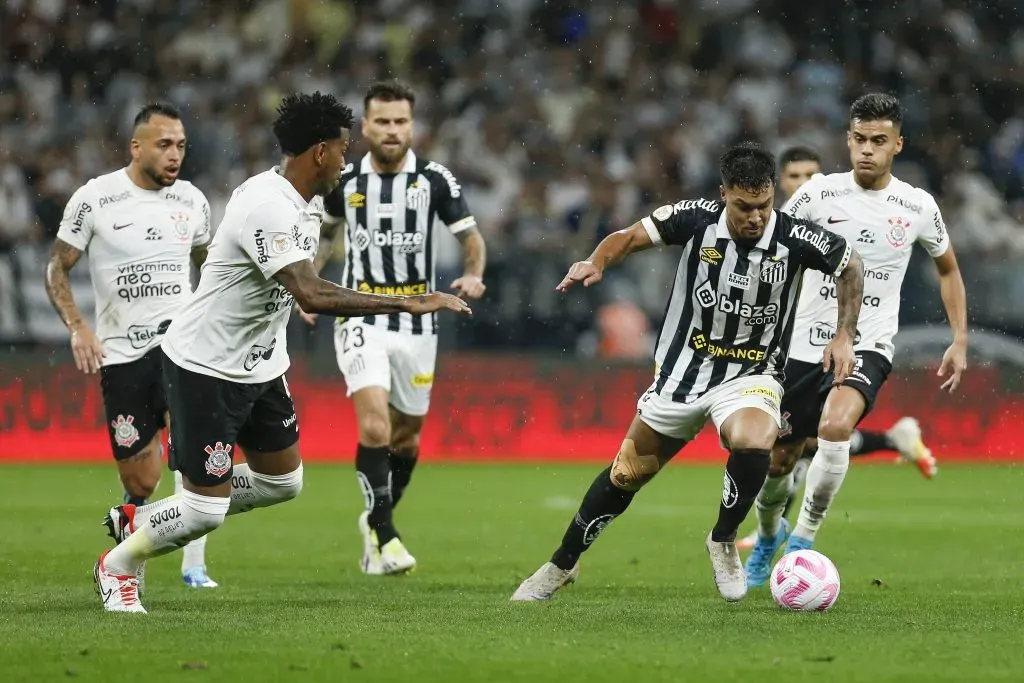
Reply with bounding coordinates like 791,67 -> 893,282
100,585 -> 115,603
113,223 -> 133,230
827,217 -> 848,224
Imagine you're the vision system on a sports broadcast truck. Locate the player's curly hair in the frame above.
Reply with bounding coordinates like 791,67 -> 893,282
720,142 -> 776,193
850,92 -> 903,128
272,92 -> 355,156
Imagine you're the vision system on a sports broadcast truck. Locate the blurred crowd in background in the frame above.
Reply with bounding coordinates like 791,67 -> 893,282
2,0 -> 1022,359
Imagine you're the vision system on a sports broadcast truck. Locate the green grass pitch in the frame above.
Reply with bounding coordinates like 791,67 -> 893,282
1,462 -> 1022,682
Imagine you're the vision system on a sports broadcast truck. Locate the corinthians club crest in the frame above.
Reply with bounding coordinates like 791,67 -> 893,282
111,414 -> 140,448
886,217 -> 909,248
203,441 -> 233,477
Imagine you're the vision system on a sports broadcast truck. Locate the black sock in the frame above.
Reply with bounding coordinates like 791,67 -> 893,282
356,444 -> 397,545
390,449 -> 418,509
550,466 -> 635,570
124,493 -> 147,506
850,429 -> 892,456
711,448 -> 771,542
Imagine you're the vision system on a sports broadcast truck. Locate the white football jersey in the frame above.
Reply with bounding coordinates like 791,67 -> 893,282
783,171 -> 949,363
162,168 -> 321,383
55,168 -> 211,366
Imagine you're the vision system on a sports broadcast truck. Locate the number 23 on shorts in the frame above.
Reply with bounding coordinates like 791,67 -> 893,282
339,325 -> 365,354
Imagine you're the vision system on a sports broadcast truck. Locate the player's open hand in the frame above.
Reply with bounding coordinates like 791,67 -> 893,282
294,302 -> 319,326
404,292 -> 472,317
823,332 -> 856,385
451,274 -> 486,299
70,323 -> 104,374
556,261 -> 602,292
937,341 -> 967,393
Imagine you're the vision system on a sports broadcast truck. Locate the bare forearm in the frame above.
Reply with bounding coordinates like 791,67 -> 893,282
312,237 -> 333,274
460,232 -> 486,277
44,264 -> 85,330
302,278 -> 410,316
588,229 -> 641,270
940,271 -> 968,344
835,252 -> 864,337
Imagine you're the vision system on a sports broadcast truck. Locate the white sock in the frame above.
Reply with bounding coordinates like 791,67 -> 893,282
756,472 -> 792,538
227,463 -> 303,515
177,470 -> 208,573
793,439 -> 850,542
105,490 -> 229,575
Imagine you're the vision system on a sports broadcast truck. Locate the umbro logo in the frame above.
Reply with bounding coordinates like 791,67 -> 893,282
827,217 -> 849,225
113,223 -> 133,230
700,247 -> 723,265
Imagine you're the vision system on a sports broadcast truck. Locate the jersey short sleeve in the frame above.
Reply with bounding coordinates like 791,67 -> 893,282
917,192 -> 950,258
640,199 -> 716,246
193,193 -> 213,247
239,201 -> 310,279
425,161 -> 476,234
56,184 -> 96,251
781,175 -> 821,222
787,219 -> 852,277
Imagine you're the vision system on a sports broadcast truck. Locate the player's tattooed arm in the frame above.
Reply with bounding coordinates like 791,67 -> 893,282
556,222 -> 653,292
274,259 -> 472,318
313,218 -> 343,274
835,249 -> 864,339
451,226 -> 486,299
45,238 -> 104,373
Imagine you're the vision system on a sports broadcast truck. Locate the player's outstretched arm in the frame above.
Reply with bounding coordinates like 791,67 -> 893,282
44,238 -> 105,374
823,249 -> 864,384
556,222 -> 654,292
932,247 -> 968,392
274,259 -> 472,318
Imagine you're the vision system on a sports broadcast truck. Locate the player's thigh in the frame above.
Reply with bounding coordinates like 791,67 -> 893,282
100,348 -> 167,462
709,375 -> 784,451
820,351 -> 892,437
388,331 -> 437,418
334,320 -> 390,397
236,375 -> 301,475
162,354 -> 257,495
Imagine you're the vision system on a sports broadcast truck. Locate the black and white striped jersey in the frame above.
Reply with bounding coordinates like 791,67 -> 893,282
323,151 -> 476,335
641,199 -> 852,403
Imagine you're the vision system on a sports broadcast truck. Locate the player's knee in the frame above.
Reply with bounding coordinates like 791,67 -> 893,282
250,464 -> 304,505
358,413 -> 391,448
818,415 -> 855,442
179,490 -> 230,541
609,439 -> 660,492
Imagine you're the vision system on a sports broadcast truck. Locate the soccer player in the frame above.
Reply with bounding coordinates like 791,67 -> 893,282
45,102 -> 219,589
744,94 -> 968,587
92,92 -> 472,613
735,145 -> 936,551
511,143 -> 865,603
312,80 -> 486,575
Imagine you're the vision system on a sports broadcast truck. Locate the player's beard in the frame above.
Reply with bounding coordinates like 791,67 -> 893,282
143,164 -> 175,188
371,139 -> 409,167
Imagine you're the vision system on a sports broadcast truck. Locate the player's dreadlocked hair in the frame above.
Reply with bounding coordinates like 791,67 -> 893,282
364,79 -> 416,112
272,92 -> 355,156
779,146 -> 821,169
849,92 -> 903,128
720,142 -> 776,194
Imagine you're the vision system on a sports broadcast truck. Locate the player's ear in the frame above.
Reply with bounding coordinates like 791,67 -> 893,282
894,136 -> 904,155
719,185 -> 727,202
314,141 -> 327,165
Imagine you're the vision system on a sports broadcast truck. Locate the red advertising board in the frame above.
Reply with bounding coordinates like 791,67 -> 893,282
0,353 -> 1020,462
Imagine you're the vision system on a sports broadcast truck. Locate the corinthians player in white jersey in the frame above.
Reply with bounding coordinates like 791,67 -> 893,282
309,81 -> 486,575
92,92 -> 471,613
512,143 -> 865,603
745,93 -> 969,587
45,103 -> 219,590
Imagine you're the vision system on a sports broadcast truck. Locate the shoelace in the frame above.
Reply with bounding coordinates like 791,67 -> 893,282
118,577 -> 141,606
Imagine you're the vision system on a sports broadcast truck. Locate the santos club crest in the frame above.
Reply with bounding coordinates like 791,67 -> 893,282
111,414 -> 140,448
203,442 -> 233,477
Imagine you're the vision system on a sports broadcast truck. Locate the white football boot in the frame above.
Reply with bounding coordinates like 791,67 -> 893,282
379,538 -> 417,575
706,532 -> 747,602
358,511 -> 384,575
102,504 -> 146,596
94,550 -> 146,613
888,417 -> 937,478
510,562 -> 580,602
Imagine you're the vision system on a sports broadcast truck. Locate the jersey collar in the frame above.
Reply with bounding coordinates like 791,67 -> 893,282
715,209 -> 777,250
360,150 -> 417,175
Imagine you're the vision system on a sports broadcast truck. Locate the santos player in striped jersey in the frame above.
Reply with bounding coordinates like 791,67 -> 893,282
744,94 -> 968,587
511,143 -> 865,603
314,81 -> 487,575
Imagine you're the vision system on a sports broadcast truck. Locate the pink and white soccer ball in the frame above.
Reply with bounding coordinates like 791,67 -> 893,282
770,549 -> 841,611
